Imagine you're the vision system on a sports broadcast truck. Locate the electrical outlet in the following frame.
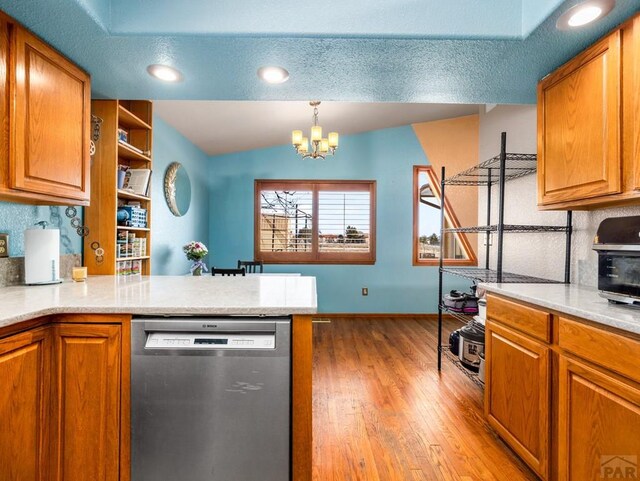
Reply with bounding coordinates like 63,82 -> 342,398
362,287 -> 368,296
0,233 -> 8,258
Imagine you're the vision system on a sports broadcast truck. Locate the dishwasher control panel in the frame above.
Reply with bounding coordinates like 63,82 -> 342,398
145,332 -> 276,350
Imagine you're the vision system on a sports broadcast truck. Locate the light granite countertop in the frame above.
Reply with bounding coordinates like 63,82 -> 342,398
0,275 -> 317,329
480,283 -> 640,336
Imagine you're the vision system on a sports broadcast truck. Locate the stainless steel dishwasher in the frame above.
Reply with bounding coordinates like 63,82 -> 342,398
131,316 -> 291,481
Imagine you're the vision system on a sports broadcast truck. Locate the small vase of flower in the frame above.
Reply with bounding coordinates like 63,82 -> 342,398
183,241 -> 209,276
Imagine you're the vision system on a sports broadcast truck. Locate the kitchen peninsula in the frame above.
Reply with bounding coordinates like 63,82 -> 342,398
0,275 -> 316,481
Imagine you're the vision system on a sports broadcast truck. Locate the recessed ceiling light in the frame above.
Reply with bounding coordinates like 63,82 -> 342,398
568,5 -> 603,26
556,0 -> 615,30
147,64 -> 183,82
257,66 -> 290,84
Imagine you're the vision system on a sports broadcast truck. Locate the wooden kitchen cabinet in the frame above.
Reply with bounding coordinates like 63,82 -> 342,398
50,323 -> 123,481
633,15 -> 640,192
537,31 -> 621,207
557,316 -> 640,481
0,327 -> 51,481
0,11 -> 91,206
485,319 -> 551,480
538,14 -> 640,210
0,315 -> 129,481
487,293 -> 640,481
558,356 -> 640,481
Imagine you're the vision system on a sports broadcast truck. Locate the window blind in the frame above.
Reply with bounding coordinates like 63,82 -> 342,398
318,191 -> 371,253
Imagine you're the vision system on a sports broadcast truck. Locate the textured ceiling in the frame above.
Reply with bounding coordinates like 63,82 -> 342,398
107,0 -> 539,39
154,101 -> 481,155
0,0 -> 638,103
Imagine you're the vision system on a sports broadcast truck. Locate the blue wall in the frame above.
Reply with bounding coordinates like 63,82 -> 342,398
208,125 -> 467,313
0,204 -> 82,257
151,116 -> 210,275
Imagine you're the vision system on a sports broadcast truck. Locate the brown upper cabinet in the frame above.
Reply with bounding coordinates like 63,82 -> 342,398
0,11 -> 91,206
634,15 -> 640,192
537,14 -> 639,210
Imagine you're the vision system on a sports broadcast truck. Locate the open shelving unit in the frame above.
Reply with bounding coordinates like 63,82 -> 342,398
436,132 -> 573,380
84,100 -> 153,276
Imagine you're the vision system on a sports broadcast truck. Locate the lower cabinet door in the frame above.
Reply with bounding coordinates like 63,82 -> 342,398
50,324 -> 121,481
558,356 -> 640,481
0,327 -> 51,481
485,320 -> 551,480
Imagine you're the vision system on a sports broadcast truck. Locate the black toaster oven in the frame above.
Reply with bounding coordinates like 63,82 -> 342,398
593,216 -> 640,304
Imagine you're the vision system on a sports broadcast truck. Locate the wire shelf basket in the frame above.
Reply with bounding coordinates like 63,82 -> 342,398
444,153 -> 537,186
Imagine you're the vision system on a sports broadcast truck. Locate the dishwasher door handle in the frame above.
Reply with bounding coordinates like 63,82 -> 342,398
132,318 -> 284,333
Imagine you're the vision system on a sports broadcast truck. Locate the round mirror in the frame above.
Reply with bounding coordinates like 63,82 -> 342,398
164,162 -> 191,217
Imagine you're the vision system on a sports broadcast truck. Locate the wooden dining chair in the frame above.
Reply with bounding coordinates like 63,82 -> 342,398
237,260 -> 264,274
211,267 -> 246,276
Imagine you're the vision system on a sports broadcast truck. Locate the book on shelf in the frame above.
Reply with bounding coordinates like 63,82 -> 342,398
121,169 -> 151,196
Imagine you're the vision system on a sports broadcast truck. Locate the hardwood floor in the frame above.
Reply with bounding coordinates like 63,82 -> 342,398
312,317 -> 539,481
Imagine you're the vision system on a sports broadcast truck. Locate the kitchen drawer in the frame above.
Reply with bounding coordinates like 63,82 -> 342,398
487,295 -> 552,343
558,317 -> 640,384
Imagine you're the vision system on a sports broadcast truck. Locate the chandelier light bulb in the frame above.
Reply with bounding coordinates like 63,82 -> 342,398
311,126 -> 323,142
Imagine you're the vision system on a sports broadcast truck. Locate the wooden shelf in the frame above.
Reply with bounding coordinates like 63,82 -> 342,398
118,142 -> 151,162
117,226 -> 150,232
117,189 -> 150,201
116,256 -> 150,262
86,100 -> 154,276
118,105 -> 152,130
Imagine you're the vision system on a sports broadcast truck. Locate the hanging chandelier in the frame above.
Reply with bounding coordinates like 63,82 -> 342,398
291,101 -> 339,160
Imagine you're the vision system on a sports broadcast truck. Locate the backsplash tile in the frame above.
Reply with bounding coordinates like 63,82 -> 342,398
0,203 -> 82,257
0,254 -> 81,287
